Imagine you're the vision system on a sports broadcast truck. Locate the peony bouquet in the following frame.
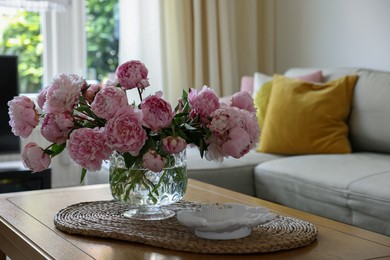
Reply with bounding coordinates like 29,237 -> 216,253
8,60 -> 260,181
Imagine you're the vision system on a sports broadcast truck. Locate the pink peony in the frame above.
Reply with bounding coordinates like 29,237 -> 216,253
67,127 -> 112,171
8,96 -> 39,138
44,74 -> 85,114
176,98 -> 184,113
238,109 -> 260,145
162,136 -> 187,154
91,86 -> 128,120
204,136 -> 225,163
230,91 -> 255,113
84,83 -> 102,103
21,142 -> 51,172
143,150 -> 165,172
37,87 -> 47,109
188,86 -> 220,122
116,60 -> 149,90
104,105 -> 147,155
206,106 -> 260,161
104,76 -> 119,87
208,106 -> 241,136
41,112 -> 74,144
221,127 -> 251,158
141,91 -> 174,132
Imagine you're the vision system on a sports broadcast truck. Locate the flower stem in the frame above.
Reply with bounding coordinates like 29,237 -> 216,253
137,87 -> 143,102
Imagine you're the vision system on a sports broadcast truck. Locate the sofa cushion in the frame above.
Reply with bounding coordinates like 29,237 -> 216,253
253,72 -> 273,98
348,171 -> 390,235
284,68 -> 359,82
349,68 -> 390,153
284,68 -> 390,153
186,147 -> 282,196
254,152 -> 390,232
258,74 -> 358,154
254,80 -> 272,129
254,71 -> 323,130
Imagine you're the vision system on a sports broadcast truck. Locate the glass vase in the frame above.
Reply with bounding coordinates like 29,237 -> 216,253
109,150 -> 187,220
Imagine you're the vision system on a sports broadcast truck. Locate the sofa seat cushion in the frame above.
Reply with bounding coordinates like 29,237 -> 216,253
348,172 -> 390,235
186,147 -> 282,196
254,153 -> 390,233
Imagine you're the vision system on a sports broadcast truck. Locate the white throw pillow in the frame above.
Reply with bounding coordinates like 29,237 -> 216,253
253,72 -> 273,98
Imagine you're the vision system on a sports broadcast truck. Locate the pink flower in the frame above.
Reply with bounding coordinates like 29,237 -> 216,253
141,91 -> 174,132
67,127 -> 112,171
162,136 -> 187,154
206,106 -> 260,161
104,75 -> 119,87
239,109 -> 260,145
116,60 -> 149,90
143,150 -> 165,172
176,98 -> 184,113
205,137 -> 225,163
8,96 -> 39,138
41,112 -> 74,144
230,91 -> 255,113
221,127 -> 251,158
104,105 -> 147,155
208,106 -> 241,136
188,86 -> 220,122
21,142 -> 51,172
91,86 -> 128,120
37,87 -> 47,109
84,83 -> 102,103
44,74 -> 85,114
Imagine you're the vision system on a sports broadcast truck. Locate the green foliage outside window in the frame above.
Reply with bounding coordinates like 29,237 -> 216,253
0,0 -> 119,93
86,0 -> 119,82
0,11 -> 43,93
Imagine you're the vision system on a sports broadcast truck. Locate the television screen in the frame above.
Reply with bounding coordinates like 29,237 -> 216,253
0,55 -> 20,154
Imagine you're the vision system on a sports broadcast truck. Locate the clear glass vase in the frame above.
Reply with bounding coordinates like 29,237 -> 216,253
109,150 -> 187,220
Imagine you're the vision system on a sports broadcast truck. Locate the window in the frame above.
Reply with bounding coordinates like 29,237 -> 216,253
86,0 -> 119,83
0,10 -> 43,93
0,0 -> 119,95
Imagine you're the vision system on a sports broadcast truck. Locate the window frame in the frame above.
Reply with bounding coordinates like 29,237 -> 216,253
40,0 -> 86,89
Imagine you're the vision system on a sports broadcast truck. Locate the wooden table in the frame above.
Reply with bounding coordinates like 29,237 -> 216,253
0,179 -> 389,260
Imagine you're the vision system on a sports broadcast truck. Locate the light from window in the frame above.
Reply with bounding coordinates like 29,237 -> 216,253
0,10 -> 42,93
86,0 -> 119,83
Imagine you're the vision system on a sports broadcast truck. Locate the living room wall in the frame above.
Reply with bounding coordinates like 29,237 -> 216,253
274,0 -> 390,73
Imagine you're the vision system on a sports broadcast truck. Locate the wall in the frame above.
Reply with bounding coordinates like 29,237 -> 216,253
274,0 -> 390,73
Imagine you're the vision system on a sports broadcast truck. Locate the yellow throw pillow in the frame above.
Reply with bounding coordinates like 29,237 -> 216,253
258,74 -> 358,154
254,71 -> 323,130
254,80 -> 272,129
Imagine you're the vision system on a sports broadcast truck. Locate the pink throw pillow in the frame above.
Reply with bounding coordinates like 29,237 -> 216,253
243,70 -> 324,97
240,76 -> 254,95
296,70 -> 324,82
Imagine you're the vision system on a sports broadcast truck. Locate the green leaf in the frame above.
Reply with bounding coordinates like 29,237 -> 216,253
123,152 -> 138,169
183,123 -> 197,131
80,168 -> 87,183
75,104 -> 90,113
45,143 -> 66,157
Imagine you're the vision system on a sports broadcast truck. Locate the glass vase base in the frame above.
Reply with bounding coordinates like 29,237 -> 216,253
123,208 -> 175,220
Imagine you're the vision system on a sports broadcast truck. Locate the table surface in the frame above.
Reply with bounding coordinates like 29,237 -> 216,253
0,179 -> 389,260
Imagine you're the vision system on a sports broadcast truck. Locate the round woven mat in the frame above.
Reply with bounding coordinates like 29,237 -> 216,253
54,200 -> 318,254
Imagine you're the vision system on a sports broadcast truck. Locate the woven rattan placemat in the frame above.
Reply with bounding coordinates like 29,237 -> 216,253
54,200 -> 318,254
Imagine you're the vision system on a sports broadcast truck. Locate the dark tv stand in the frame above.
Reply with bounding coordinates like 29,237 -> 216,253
0,161 -> 51,193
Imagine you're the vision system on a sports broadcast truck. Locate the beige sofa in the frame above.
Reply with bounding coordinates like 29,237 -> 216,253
186,68 -> 390,236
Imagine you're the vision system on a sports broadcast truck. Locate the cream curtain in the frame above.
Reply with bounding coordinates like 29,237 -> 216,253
160,0 -> 271,103
118,0 -> 165,103
119,0 -> 272,104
